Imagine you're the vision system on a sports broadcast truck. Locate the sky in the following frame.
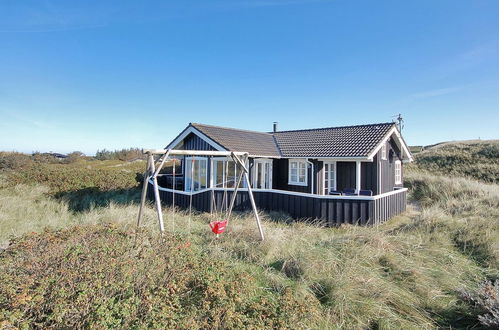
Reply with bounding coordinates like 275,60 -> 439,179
0,0 -> 498,155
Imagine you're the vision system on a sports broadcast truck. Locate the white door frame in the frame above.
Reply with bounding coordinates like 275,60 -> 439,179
253,159 -> 273,189
322,161 -> 337,195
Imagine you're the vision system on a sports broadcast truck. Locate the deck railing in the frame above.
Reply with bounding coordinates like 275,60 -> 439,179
148,180 -> 408,226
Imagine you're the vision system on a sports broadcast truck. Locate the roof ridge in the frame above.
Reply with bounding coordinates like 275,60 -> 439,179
272,122 -> 395,134
271,134 -> 283,156
191,122 -> 273,136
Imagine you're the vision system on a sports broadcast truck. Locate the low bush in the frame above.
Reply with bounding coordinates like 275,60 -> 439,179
95,148 -> 145,161
0,152 -> 33,170
6,163 -> 142,194
0,225 -> 321,328
459,280 -> 499,328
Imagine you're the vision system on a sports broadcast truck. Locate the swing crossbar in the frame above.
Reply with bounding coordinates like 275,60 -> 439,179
136,148 -> 264,241
143,149 -> 248,157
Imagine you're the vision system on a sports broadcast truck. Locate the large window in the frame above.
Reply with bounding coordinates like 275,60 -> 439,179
253,159 -> 272,189
323,162 -> 336,195
394,160 -> 402,184
288,159 -> 307,186
213,158 -> 237,188
185,157 -> 208,192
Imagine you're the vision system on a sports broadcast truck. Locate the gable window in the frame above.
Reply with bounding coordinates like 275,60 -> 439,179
288,159 -> 307,186
381,143 -> 387,160
394,160 -> 402,184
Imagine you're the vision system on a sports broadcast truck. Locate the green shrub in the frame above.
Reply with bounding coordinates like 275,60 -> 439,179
0,225 -> 321,328
95,148 -> 145,161
0,152 -> 33,170
6,163 -> 142,193
411,140 -> 499,183
66,151 -> 85,163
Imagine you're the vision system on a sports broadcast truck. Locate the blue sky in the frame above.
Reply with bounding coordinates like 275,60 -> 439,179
0,0 -> 498,155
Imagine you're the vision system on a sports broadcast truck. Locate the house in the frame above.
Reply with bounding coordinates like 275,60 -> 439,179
151,122 -> 413,225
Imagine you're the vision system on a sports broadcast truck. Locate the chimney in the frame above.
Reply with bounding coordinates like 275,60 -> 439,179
273,122 -> 278,133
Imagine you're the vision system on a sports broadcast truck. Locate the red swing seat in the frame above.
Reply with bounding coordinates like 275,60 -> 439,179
209,220 -> 228,235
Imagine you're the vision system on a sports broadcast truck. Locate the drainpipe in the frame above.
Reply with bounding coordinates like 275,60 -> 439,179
306,159 -> 314,194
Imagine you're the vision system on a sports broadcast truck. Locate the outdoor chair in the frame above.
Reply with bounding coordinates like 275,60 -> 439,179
342,188 -> 356,195
329,190 -> 342,195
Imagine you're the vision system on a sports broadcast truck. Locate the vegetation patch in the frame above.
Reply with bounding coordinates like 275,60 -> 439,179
1,140 -> 498,328
0,225 -> 320,328
409,140 -> 499,183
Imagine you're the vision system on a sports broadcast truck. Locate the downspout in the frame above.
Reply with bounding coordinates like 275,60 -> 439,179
306,159 -> 314,194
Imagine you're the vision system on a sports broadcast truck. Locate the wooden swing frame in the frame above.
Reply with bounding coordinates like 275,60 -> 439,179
136,149 -> 265,241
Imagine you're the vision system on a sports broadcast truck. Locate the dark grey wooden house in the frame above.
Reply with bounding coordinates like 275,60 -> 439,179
152,122 -> 413,225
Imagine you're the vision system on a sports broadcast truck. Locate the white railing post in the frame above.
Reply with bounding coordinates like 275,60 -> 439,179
355,160 -> 361,194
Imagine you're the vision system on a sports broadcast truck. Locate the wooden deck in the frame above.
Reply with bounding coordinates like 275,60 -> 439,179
147,181 -> 407,226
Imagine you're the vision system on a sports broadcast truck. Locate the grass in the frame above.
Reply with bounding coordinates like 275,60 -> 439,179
1,174 -> 497,328
409,139 -> 499,183
0,141 -> 498,328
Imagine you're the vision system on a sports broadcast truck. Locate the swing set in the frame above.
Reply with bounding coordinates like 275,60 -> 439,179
136,149 -> 265,241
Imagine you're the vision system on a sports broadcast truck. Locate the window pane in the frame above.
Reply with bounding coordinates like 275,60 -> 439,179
215,161 -> 224,187
200,160 -> 207,188
226,161 -> 236,188
257,163 -> 262,189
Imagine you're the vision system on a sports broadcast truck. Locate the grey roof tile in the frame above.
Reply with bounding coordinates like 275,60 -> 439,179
273,123 -> 395,157
189,122 -> 396,158
191,123 -> 281,157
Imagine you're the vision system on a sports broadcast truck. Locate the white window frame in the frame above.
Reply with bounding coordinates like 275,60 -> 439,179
184,157 -> 208,192
253,159 -> 273,189
381,143 -> 387,160
288,159 -> 308,186
394,160 -> 402,184
323,161 -> 337,195
212,157 -> 244,189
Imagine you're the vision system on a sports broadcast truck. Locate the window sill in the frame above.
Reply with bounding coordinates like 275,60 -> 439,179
288,181 -> 308,187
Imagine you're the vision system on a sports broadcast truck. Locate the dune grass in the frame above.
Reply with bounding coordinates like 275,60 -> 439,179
410,139 -> 499,183
1,140 -> 498,328
1,167 -> 498,328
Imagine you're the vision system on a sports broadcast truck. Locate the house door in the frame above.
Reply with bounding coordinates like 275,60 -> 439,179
323,162 -> 336,195
253,159 -> 272,189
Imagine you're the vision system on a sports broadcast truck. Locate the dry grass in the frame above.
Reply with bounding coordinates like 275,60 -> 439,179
409,139 -> 499,183
1,169 -> 497,327
1,140 -> 498,327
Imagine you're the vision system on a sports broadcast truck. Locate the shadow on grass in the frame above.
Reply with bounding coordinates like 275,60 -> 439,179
424,302 -> 479,329
55,187 -> 142,212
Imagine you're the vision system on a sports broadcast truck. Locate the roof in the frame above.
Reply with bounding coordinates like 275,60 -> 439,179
169,122 -> 409,160
191,123 -> 281,157
273,123 -> 395,158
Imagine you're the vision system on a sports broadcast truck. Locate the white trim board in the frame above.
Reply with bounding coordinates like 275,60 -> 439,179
165,125 -> 226,151
367,126 -> 413,162
149,179 -> 407,201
